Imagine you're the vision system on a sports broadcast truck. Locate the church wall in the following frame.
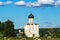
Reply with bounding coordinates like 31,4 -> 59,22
24,24 -> 39,37
28,18 -> 34,24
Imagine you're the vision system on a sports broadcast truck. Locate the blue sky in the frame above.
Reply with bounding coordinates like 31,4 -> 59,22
0,0 -> 60,29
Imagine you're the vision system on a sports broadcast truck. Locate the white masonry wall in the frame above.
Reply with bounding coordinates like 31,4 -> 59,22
28,18 -> 34,24
24,24 -> 39,37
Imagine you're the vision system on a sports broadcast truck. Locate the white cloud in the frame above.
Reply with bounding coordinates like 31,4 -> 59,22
0,0 -> 60,7
0,1 -> 4,5
25,2 -> 32,7
14,1 -> 25,6
38,0 -> 54,4
25,2 -> 40,7
55,0 -> 60,6
0,1 -> 12,6
40,24 -> 55,28
10,0 -> 60,7
5,1 -> 12,5
23,0 -> 55,7
24,0 -> 55,7
31,2 -> 40,7
14,1 -> 40,7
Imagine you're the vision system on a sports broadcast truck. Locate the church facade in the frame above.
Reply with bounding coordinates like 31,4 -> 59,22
24,13 -> 39,37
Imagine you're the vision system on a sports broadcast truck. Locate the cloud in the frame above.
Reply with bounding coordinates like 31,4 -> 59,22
30,2 -> 40,7
38,0 -> 54,4
37,0 -> 55,7
0,1 -> 12,6
0,1 -> 4,6
0,0 -> 60,7
55,0 -> 60,7
25,2 -> 40,7
14,0 -> 55,7
40,22 -> 55,28
14,1 -> 25,6
5,1 -> 12,5
40,24 -> 55,28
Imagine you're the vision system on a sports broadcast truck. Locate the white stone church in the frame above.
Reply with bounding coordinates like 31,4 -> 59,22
24,13 -> 39,37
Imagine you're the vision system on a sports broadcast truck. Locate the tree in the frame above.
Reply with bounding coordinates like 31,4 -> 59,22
0,21 -> 2,32
55,29 -> 60,38
4,20 -> 16,37
0,21 -> 4,34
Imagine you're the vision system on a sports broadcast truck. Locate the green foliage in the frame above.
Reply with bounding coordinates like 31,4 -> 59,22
39,28 -> 60,38
0,21 -> 4,34
4,20 -> 16,37
0,20 -> 16,37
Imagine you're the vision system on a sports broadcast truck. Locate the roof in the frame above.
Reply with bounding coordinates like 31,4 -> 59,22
27,23 -> 38,25
28,13 -> 34,18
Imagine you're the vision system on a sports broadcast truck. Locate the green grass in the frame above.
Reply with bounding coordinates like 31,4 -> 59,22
0,34 -> 60,40
0,37 -> 60,40
0,37 -> 26,40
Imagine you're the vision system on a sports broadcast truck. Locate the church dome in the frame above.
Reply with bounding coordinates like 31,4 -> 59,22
28,13 -> 34,18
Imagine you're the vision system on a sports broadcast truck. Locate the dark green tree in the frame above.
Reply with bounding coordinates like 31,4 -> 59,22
55,29 -> 60,38
0,21 -> 2,32
0,21 -> 4,34
4,20 -> 16,37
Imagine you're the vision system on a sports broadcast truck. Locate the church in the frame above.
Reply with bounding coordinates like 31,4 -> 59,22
24,13 -> 39,37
